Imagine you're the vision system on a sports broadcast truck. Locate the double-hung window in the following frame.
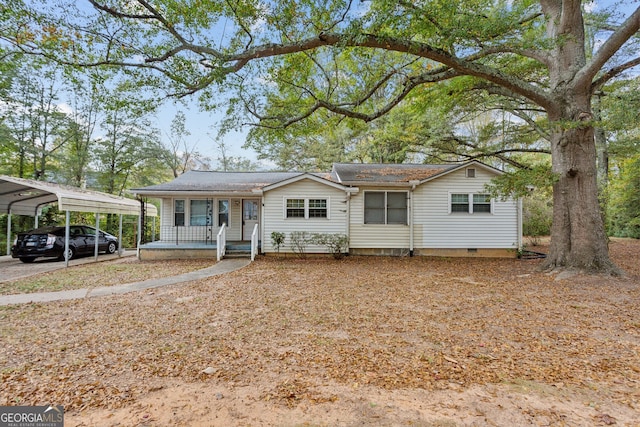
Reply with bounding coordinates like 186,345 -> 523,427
286,198 -> 328,219
364,191 -> 408,225
473,194 -> 492,213
308,199 -> 327,218
450,193 -> 492,214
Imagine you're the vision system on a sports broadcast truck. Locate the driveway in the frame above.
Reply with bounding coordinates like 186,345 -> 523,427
0,251 -> 137,283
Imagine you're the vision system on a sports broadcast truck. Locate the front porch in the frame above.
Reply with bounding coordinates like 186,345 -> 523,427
138,240 -> 259,261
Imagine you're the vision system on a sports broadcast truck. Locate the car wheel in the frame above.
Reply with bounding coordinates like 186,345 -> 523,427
19,257 -> 35,263
106,241 -> 117,254
58,247 -> 75,261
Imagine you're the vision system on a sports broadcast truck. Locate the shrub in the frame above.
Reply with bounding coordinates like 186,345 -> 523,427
523,194 -> 552,238
289,231 -> 311,258
311,233 -> 349,259
270,231 -> 286,254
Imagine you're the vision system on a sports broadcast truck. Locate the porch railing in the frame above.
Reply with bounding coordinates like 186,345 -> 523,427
217,224 -> 226,261
250,223 -> 259,261
160,226 -> 216,245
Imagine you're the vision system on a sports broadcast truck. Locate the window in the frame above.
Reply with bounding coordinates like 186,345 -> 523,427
473,194 -> 492,213
387,192 -> 407,224
218,200 -> 229,226
308,199 -> 327,218
451,194 -> 470,213
364,191 -> 407,225
466,168 -> 476,178
286,199 -> 305,218
450,193 -> 492,214
286,198 -> 328,219
174,200 -> 185,226
190,200 -> 210,226
364,192 -> 385,224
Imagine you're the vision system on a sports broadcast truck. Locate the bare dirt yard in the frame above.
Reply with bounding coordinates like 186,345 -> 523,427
1,239 -> 639,426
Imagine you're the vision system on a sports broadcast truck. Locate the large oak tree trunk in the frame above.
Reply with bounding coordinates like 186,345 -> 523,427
543,102 -> 619,273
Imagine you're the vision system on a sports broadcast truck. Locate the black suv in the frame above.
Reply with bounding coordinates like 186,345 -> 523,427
11,225 -> 118,263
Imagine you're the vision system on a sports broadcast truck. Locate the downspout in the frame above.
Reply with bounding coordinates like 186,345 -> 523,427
346,191 -> 351,254
409,181 -> 420,257
517,197 -> 523,250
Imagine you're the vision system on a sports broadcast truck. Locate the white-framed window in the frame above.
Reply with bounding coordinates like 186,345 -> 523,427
174,199 -> 185,226
218,199 -> 229,226
450,193 -> 493,214
473,194 -> 491,213
364,191 -> 408,225
450,193 -> 470,213
285,198 -> 329,219
466,168 -> 476,178
308,199 -> 327,218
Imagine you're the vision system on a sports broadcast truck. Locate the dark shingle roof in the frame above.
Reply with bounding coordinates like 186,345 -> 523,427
131,170 -> 303,193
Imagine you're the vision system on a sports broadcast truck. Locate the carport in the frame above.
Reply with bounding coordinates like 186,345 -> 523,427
0,175 -> 157,266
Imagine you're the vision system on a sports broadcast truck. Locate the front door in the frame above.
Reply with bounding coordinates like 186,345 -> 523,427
242,199 -> 260,240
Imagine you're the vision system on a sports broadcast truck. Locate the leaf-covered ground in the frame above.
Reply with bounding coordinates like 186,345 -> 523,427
0,258 -> 214,295
1,239 -> 639,426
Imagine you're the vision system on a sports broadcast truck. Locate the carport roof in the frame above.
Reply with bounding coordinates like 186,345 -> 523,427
0,175 -> 156,217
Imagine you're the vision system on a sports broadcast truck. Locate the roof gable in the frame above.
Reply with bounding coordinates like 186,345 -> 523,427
417,160 -> 504,184
261,172 -> 347,192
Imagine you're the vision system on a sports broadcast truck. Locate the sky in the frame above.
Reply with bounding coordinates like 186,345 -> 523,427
153,101 -> 256,167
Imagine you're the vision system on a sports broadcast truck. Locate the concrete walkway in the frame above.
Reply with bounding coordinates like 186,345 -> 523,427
0,258 -> 251,306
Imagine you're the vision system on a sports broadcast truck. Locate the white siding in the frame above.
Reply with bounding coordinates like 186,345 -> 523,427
228,198 -> 242,240
413,168 -> 519,249
349,188 -> 411,249
262,179 -> 349,253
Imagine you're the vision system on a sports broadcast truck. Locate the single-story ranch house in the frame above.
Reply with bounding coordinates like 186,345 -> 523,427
130,161 -> 522,260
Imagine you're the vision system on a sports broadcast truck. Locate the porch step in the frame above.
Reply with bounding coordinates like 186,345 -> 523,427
223,252 -> 252,259
223,246 -> 255,259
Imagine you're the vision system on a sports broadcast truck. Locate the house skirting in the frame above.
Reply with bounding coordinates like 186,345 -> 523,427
349,247 -> 516,258
139,248 -> 217,261
413,248 -> 517,258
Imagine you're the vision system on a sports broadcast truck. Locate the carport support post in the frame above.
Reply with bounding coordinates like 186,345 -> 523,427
136,212 -> 142,260
64,211 -> 70,268
94,212 -> 100,261
6,210 -> 11,256
118,214 -> 123,256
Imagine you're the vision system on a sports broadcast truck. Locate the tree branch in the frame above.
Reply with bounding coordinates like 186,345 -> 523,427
592,56 -> 640,91
576,5 -> 640,89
